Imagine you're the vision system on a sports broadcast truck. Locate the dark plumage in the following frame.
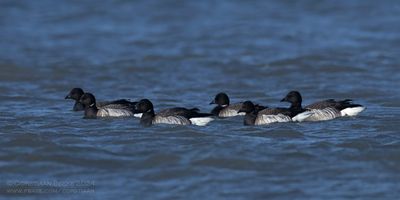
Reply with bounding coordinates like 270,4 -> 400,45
65,88 -> 85,111
279,91 -> 311,118
79,93 -> 136,119
238,101 -> 297,126
238,101 -> 259,126
210,92 -> 267,118
65,88 -> 137,114
305,99 -> 362,111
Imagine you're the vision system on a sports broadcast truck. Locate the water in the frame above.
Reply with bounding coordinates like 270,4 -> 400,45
1,0 -> 400,199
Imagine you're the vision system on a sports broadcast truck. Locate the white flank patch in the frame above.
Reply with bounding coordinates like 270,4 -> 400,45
97,108 -> 133,117
341,106 -> 366,117
255,114 -> 292,125
189,117 -> 215,126
219,109 -> 241,117
153,115 -> 191,125
292,111 -> 314,122
304,108 -> 341,122
134,113 -> 143,118
237,112 -> 246,116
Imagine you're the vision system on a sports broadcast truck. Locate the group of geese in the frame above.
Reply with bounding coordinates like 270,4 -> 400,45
65,88 -> 366,127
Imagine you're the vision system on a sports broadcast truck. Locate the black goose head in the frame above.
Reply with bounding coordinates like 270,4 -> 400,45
65,88 -> 84,100
135,99 -> 154,113
238,101 -> 255,114
79,93 -> 96,108
281,91 -> 302,108
210,92 -> 230,106
136,99 -> 155,127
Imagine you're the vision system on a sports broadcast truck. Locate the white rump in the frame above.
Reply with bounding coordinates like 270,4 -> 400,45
341,106 -> 366,117
189,117 -> 214,126
292,111 -> 314,122
134,113 -> 143,118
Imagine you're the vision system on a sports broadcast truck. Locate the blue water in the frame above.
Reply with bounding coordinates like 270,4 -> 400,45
1,0 -> 400,199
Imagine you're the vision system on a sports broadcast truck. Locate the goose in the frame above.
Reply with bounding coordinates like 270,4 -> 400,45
79,93 -> 136,118
210,92 -> 266,118
238,101 -> 312,126
281,91 -> 365,121
135,99 -> 214,127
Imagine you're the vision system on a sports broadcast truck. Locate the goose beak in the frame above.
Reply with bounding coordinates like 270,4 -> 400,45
280,97 -> 287,102
209,100 -> 216,105
65,95 -> 71,99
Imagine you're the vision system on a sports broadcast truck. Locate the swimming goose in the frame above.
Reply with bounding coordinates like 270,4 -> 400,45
65,88 -> 133,112
135,99 -> 214,127
210,92 -> 266,118
79,93 -> 136,118
281,91 -> 365,121
238,101 -> 312,126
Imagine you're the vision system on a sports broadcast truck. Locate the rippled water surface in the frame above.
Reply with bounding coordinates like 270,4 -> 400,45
1,0 -> 400,199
